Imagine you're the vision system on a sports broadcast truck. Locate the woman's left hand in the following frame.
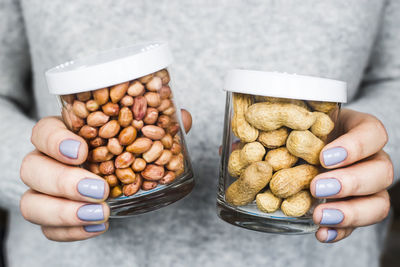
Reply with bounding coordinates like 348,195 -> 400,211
310,108 -> 394,243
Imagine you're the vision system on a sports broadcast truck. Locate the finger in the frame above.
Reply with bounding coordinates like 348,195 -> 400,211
181,109 -> 192,133
20,190 -> 109,226
31,116 -> 88,165
315,227 -> 354,243
41,223 -> 109,242
313,190 -> 390,228
320,109 -> 388,168
20,150 -> 109,202
311,150 -> 394,198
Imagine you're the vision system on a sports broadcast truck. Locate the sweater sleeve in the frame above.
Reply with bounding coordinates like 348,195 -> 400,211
345,0 -> 400,184
0,0 -> 36,210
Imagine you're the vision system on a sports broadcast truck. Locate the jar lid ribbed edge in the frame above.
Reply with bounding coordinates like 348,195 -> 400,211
224,69 -> 347,103
46,42 -> 173,95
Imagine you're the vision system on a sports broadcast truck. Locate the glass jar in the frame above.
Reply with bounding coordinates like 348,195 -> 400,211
217,70 -> 347,234
45,42 -> 194,217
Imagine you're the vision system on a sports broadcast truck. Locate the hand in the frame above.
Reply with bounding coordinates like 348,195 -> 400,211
20,109 -> 192,242
310,108 -> 393,243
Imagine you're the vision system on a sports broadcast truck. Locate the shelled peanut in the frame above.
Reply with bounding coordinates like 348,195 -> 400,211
61,69 -> 185,198
225,93 -> 338,217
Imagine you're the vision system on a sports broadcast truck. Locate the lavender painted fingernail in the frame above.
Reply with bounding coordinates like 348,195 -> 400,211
59,139 -> 80,159
325,229 -> 338,242
84,223 -> 106,233
78,179 -> 105,199
315,178 -> 341,197
322,147 -> 347,166
320,209 -> 344,225
77,204 -> 104,221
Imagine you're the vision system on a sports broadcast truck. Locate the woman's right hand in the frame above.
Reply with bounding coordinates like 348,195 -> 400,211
19,109 -> 192,242
20,117 -> 110,242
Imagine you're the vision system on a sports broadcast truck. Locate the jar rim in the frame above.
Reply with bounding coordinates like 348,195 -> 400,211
46,41 -> 173,95
224,69 -> 347,103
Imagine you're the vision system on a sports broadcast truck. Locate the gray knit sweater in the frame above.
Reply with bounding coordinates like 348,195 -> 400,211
0,0 -> 399,266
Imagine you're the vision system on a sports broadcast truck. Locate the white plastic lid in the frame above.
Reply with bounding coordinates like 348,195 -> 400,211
46,42 -> 173,95
224,69 -> 347,103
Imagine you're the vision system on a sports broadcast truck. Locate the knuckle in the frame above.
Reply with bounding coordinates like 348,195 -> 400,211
31,118 -> 47,145
47,128 -> 65,156
30,126 -> 36,145
19,153 -> 31,184
346,207 -> 358,227
46,131 -> 58,154
55,202 -> 75,226
367,117 -> 388,145
41,227 -> 55,241
380,191 -> 391,220
384,157 -> 394,187
19,151 -> 40,185
375,120 -> 389,145
31,123 -> 39,145
346,171 -> 360,196
64,227 -> 80,242
19,192 -> 31,221
372,191 -> 391,223
349,137 -> 364,161
42,227 -> 78,242
55,166 -> 70,197
384,160 -> 394,187
56,166 -> 84,199
376,152 -> 394,188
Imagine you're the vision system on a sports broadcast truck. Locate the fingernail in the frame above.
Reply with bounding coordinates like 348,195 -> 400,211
78,178 -> 105,199
315,178 -> 341,197
325,229 -> 338,242
322,147 -> 347,166
59,139 -> 81,159
84,223 -> 106,233
77,204 -> 104,221
320,209 -> 344,225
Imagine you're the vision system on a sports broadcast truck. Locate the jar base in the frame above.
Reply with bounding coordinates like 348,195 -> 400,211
216,199 -> 318,234
108,170 -> 194,218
